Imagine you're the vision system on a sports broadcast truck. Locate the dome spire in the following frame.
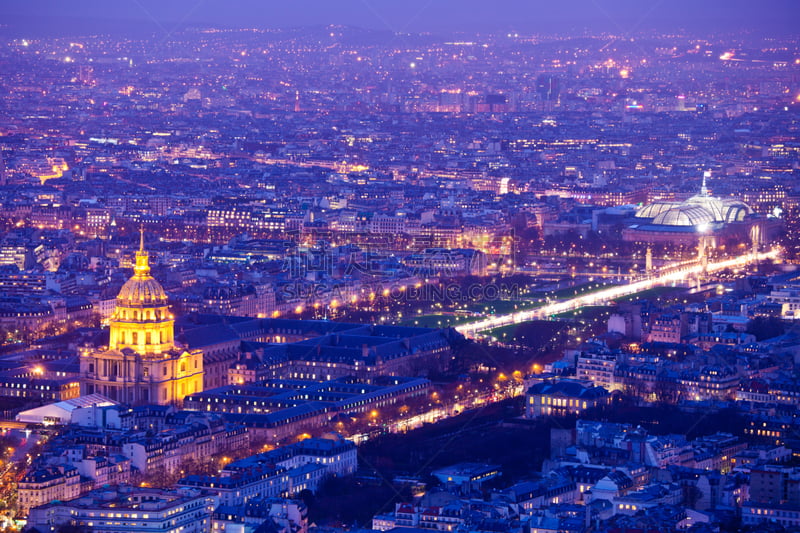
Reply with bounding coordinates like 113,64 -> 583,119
701,171 -> 710,197
133,227 -> 150,277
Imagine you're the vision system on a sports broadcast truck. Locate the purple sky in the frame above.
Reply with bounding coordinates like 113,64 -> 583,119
1,0 -> 797,35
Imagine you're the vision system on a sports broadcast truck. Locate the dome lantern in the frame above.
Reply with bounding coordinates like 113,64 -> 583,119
133,227 -> 150,277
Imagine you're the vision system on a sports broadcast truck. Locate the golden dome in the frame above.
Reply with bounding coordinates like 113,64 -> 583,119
117,277 -> 168,306
116,232 -> 167,306
108,231 -> 175,355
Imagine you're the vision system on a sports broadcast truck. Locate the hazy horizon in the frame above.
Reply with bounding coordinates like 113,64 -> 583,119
0,0 -> 797,38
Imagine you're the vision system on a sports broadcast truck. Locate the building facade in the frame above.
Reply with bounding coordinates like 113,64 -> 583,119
81,235 -> 203,405
27,486 -> 218,533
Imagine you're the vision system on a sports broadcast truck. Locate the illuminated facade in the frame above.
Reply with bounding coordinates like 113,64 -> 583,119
81,234 -> 203,405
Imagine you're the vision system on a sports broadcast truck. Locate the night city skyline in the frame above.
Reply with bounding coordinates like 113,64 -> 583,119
0,3 -> 798,533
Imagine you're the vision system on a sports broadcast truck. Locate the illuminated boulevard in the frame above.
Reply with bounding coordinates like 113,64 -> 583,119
456,247 -> 782,338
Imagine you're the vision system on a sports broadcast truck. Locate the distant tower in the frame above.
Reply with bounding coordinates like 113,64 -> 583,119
645,246 -> 653,277
294,90 -> 301,112
536,74 -> 560,111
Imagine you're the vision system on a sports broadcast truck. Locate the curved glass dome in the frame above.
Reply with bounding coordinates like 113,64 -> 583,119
684,194 -> 726,222
721,200 -> 753,223
632,173 -> 754,231
635,202 -> 681,219
651,205 -> 716,227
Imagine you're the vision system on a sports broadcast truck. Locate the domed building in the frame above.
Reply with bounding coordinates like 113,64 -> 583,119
80,234 -> 203,405
623,173 -> 766,248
